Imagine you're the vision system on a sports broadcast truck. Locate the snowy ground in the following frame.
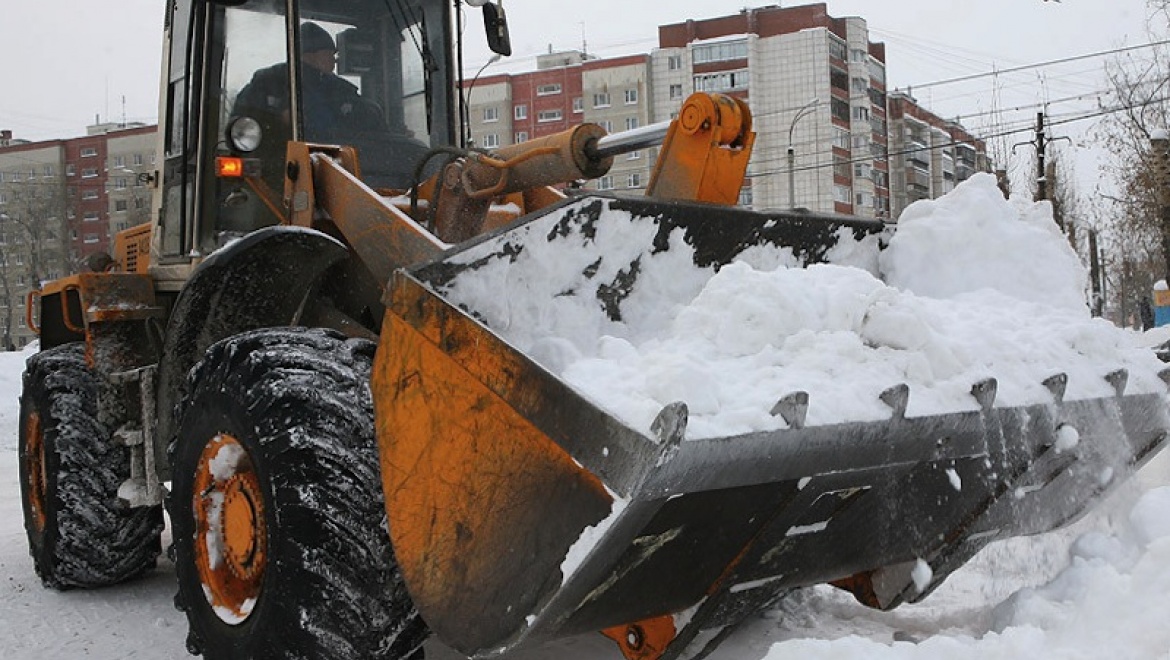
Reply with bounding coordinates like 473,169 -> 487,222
2,338 -> 1169,659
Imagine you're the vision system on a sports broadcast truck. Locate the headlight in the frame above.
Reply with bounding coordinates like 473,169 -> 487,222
227,117 -> 263,153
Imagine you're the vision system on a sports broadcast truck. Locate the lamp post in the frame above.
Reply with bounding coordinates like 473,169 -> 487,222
787,99 -> 819,209
464,53 -> 502,148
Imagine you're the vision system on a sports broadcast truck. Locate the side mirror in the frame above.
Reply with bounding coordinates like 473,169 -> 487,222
483,2 -> 512,57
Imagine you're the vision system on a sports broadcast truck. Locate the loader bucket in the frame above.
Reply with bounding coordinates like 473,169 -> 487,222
372,194 -> 1170,658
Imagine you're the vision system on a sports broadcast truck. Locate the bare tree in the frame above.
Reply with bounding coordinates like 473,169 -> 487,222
1089,9 -> 1170,323
0,179 -> 69,347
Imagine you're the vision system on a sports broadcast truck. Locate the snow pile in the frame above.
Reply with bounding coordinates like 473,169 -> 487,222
757,485 -> 1170,659
440,173 -> 1165,437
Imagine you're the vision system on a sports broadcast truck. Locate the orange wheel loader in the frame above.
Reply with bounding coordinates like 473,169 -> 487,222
16,1 -> 1170,659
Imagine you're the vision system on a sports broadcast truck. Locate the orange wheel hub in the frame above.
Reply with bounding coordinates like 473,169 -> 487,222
24,412 -> 47,534
193,434 -> 267,624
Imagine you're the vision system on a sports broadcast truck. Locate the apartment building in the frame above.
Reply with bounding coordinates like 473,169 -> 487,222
0,123 -> 157,348
465,4 -> 988,216
887,92 -> 988,217
464,50 -> 656,194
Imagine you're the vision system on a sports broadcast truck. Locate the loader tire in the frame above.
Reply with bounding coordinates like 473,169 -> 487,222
18,342 -> 163,589
169,327 -> 428,660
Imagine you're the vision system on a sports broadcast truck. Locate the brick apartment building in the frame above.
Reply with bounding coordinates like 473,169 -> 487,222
465,3 -> 989,217
0,123 -> 157,348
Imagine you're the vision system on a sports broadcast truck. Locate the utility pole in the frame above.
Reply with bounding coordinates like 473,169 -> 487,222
1150,130 -> 1170,284
1089,228 -> 1103,317
1035,112 -> 1048,202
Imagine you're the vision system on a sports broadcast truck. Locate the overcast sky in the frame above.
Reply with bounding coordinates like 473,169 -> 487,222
1,0 -> 1161,184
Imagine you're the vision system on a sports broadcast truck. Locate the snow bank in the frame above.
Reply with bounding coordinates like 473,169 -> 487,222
440,173 -> 1165,438
758,486 -> 1170,660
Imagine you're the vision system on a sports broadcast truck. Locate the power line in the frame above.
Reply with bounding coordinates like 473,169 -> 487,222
747,94 -> 1170,180
902,40 -> 1170,91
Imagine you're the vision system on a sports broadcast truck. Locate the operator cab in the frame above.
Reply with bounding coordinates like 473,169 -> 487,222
156,0 -> 456,265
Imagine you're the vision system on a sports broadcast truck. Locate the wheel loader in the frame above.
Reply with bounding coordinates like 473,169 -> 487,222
16,0 -> 1170,658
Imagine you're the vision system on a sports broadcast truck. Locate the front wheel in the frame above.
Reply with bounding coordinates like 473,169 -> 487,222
169,328 -> 427,659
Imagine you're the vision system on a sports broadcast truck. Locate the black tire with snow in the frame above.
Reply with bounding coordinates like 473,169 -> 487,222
169,327 -> 428,660
18,342 -> 164,589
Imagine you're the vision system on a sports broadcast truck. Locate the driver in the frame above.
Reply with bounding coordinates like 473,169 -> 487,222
234,22 -> 384,142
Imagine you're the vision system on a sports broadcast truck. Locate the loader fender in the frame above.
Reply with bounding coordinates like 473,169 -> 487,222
154,227 -> 349,477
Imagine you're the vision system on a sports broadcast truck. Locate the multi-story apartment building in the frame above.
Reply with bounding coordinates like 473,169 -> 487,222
0,123 -> 157,348
654,4 -> 894,216
887,92 -> 988,218
464,50 -> 656,194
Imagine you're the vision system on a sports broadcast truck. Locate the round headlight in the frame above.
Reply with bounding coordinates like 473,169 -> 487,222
228,117 -> 263,153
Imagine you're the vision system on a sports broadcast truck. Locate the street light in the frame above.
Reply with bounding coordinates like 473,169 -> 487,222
787,98 -> 819,209
464,54 -> 502,148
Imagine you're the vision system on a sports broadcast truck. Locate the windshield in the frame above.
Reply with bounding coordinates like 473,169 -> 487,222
223,0 -> 454,190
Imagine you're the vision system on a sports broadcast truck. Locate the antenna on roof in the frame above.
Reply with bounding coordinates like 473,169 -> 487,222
580,21 -> 587,57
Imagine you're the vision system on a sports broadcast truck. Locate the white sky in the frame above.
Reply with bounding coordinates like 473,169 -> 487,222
0,1 -> 1161,186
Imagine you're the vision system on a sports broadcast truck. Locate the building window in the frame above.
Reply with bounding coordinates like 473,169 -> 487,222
513,104 -> 528,120
113,155 -> 125,168
852,106 -> 869,122
693,70 -> 749,93
84,212 -> 100,222
833,185 -> 852,205
599,120 -> 613,132
84,233 -> 100,244
572,97 -> 584,113
135,197 -> 148,209
830,68 -> 848,91
851,77 -> 868,93
0,193 -> 5,205
627,172 -> 641,188
80,147 -> 97,158
692,39 -> 748,64
536,83 -> 562,96
829,37 -> 847,61
66,164 -> 75,177
114,177 -> 128,190
537,109 -> 563,123
81,167 -> 98,179
625,117 -> 639,131
114,200 -> 129,212
833,155 -> 851,179
851,48 -> 868,63
82,189 -> 99,200
627,150 -> 641,160
667,54 -> 683,70
856,191 -> 873,208
597,176 -> 614,191
852,135 -> 869,150
669,84 -> 683,101
483,106 -> 499,123
42,165 -> 54,177
593,92 -> 611,108
624,88 -> 639,105
481,133 -> 500,149
133,154 -> 144,166
854,163 -> 872,180
514,131 -> 528,143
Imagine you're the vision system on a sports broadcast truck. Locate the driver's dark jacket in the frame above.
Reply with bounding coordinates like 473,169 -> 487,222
234,62 -> 375,140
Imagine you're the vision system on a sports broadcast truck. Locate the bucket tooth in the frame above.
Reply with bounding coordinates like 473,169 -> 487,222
1042,373 -> 1068,403
970,378 -> 998,411
771,391 -> 809,429
651,401 -> 689,446
1105,369 -> 1128,397
879,384 -> 910,419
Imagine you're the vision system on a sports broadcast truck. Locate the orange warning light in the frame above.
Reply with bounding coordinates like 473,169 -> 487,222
216,157 -> 244,178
